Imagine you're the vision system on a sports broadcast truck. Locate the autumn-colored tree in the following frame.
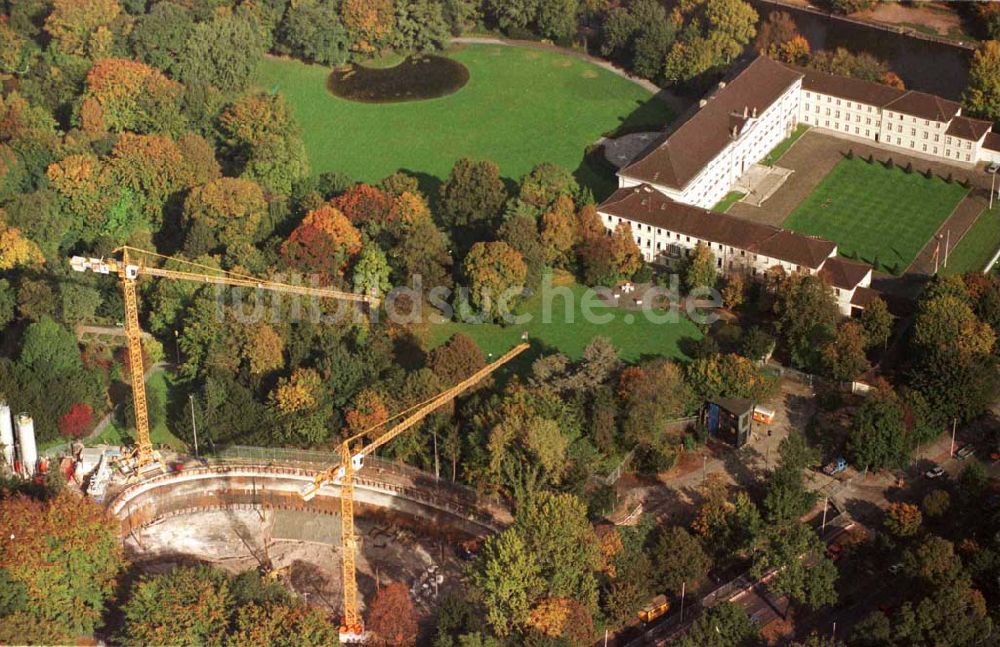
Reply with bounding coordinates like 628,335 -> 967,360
518,163 -> 580,212
575,203 -> 606,241
281,204 -> 363,281
219,92 -> 308,195
462,241 -> 528,322
177,132 -> 222,187
540,195 -> 577,266
721,272 -> 745,309
0,22 -> 27,74
0,492 -> 125,641
344,388 -> 389,437
526,597 -> 592,642
183,177 -> 268,256
427,332 -> 487,387
229,602 -> 340,647
44,0 -> 121,56
885,501 -> 922,538
610,221 -> 643,278
0,209 -> 44,270
963,40 -> 1000,123
107,133 -> 190,229
46,153 -> 113,235
389,191 -> 432,225
81,58 -> 183,134
686,353 -> 775,402
755,11 -> 797,56
237,323 -> 285,377
270,368 -> 323,413
120,565 -> 231,646
367,582 -> 418,646
58,403 -> 94,438
342,0 -> 396,53
331,183 -> 394,230
821,320 -> 871,382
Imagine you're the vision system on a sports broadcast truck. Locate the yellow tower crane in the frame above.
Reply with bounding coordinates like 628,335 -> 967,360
70,246 -> 378,474
299,341 -> 529,637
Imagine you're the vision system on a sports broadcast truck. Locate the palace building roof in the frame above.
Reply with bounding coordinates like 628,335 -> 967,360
599,184 -> 838,271
619,56 -> 803,191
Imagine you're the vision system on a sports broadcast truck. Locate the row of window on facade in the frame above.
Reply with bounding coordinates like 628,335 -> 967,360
801,115 -> 974,161
608,213 -> 809,275
803,92 -> 948,130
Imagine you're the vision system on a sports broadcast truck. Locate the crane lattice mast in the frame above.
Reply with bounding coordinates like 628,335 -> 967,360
70,246 -> 378,473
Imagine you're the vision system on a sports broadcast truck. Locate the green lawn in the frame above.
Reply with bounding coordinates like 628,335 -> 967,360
256,45 -> 673,199
783,158 -> 969,274
712,191 -> 746,213
91,370 -> 186,451
421,274 -> 703,365
762,124 -> 808,167
944,204 -> 1000,275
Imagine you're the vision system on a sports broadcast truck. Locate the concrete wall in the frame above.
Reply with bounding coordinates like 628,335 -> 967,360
110,465 -> 508,539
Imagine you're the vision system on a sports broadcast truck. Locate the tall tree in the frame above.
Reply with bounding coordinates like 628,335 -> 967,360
219,93 -> 309,195
341,0 -> 396,54
120,566 -> 230,646
773,273 -> 839,371
129,2 -> 195,75
177,8 -> 269,93
367,582 -> 418,647
821,320 -> 871,382
518,163 -> 579,212
847,386 -> 908,471
279,1 -> 351,65
677,602 -> 758,647
860,297 -> 893,349
651,526 -> 711,596
182,177 -> 268,257
0,492 -> 125,642
80,58 -> 184,135
44,0 -> 121,57
461,241 -> 527,323
438,158 -> 508,232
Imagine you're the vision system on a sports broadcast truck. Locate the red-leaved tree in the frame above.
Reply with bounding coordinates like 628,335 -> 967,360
59,403 -> 95,439
367,582 -> 418,647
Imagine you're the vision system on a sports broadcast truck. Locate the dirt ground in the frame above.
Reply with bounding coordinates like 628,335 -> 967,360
857,2 -> 966,39
124,507 -> 469,617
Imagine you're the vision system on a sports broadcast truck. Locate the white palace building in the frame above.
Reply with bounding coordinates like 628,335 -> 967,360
598,55 -> 1000,315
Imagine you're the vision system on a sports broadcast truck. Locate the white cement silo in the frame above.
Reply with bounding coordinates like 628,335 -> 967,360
0,402 -> 13,470
16,413 -> 37,477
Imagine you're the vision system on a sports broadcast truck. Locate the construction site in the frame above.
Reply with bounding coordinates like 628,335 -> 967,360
0,247 -> 523,643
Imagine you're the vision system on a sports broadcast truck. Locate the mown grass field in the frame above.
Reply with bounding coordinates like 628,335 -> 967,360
944,204 -> 1000,275
420,273 -> 703,366
91,370 -> 186,450
256,44 -> 672,198
783,158 -> 968,274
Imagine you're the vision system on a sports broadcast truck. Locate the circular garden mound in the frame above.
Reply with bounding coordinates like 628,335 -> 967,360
328,55 -> 470,103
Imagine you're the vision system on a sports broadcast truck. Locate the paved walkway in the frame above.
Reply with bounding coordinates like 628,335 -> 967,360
907,190 -> 990,275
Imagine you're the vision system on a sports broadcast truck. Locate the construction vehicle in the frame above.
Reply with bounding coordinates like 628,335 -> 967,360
299,341 -> 529,637
638,594 -> 670,623
70,246 -> 377,475
823,457 -> 848,476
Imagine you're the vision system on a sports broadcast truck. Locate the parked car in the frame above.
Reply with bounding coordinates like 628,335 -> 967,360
956,444 -> 975,460
925,466 -> 946,479
988,161 -> 1000,174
